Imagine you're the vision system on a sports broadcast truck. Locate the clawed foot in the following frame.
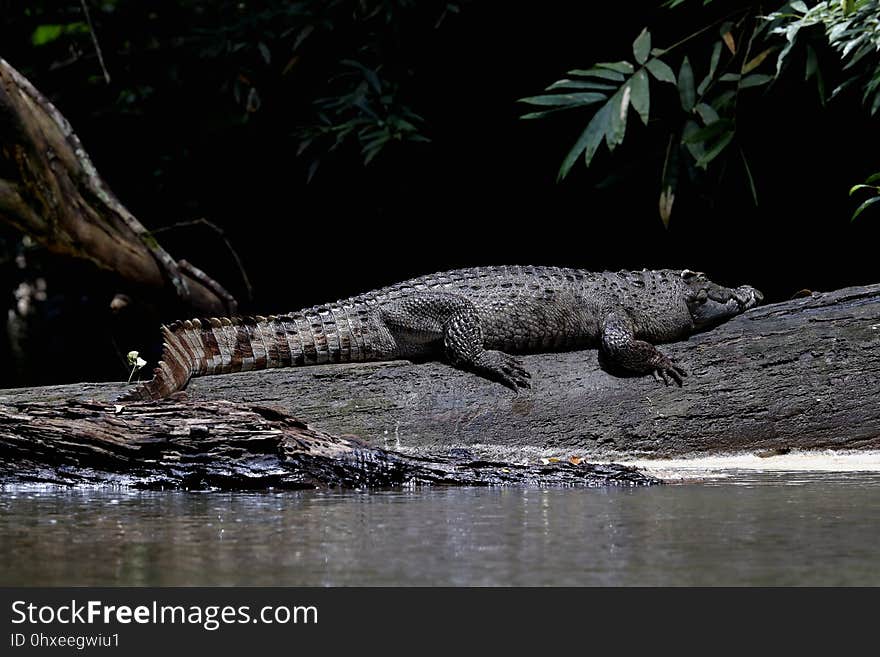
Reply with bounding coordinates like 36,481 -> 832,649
475,350 -> 532,391
651,355 -> 687,387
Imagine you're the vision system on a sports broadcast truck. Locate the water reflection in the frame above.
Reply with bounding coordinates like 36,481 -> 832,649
2,472 -> 880,586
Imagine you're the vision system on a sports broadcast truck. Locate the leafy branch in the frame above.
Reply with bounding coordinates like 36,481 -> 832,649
769,0 -> 880,111
850,172 -> 880,220
520,15 -> 773,226
520,1 -> 880,227
519,29 -> 673,181
296,60 -> 429,181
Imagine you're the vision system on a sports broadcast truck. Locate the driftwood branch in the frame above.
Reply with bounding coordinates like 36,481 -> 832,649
1,284 -> 878,474
0,57 -> 236,316
0,400 -> 654,489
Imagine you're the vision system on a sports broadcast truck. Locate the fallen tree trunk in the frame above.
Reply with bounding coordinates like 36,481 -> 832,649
0,57 -> 237,316
0,399 -> 654,489
1,284 -> 879,467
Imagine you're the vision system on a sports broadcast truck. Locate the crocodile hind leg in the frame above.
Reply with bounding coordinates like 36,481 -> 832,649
379,293 -> 531,390
600,310 -> 687,386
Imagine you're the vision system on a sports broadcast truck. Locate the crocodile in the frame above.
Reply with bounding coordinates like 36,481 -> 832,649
121,266 -> 763,401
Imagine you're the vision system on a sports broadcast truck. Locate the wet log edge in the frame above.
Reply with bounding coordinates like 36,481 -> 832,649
0,399 -> 656,489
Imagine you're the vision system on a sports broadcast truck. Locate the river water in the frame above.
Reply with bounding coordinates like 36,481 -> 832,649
2,454 -> 880,586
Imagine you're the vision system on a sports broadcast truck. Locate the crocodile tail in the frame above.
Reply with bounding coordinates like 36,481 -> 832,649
118,321 -> 196,401
119,309 -> 372,401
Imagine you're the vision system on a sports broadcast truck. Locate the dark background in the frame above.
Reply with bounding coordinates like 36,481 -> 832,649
1,1 -> 878,386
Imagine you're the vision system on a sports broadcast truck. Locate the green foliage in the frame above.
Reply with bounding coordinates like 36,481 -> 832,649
768,0 -> 880,113
31,22 -> 88,46
518,28 -> 683,181
520,15 -> 772,222
7,0 -> 463,180
849,172 -> 880,220
521,1 -> 880,226
278,1 -> 460,174
297,60 -> 430,180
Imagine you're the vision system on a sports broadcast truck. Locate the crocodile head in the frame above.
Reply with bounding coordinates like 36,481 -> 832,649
680,269 -> 763,330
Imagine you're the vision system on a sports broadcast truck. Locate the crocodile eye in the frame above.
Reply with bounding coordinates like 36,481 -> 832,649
681,269 -> 697,280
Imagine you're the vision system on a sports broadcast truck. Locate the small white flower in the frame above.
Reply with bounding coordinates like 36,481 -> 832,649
127,350 -> 147,383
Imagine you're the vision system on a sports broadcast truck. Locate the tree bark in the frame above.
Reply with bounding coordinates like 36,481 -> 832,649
1,283 -> 878,466
0,399 -> 654,489
0,57 -> 236,316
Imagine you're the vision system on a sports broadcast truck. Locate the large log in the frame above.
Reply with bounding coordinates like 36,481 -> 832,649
1,284 -> 878,464
0,399 -> 654,489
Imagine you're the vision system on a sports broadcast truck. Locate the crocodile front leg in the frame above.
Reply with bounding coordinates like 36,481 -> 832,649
599,310 -> 687,386
380,293 -> 531,390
